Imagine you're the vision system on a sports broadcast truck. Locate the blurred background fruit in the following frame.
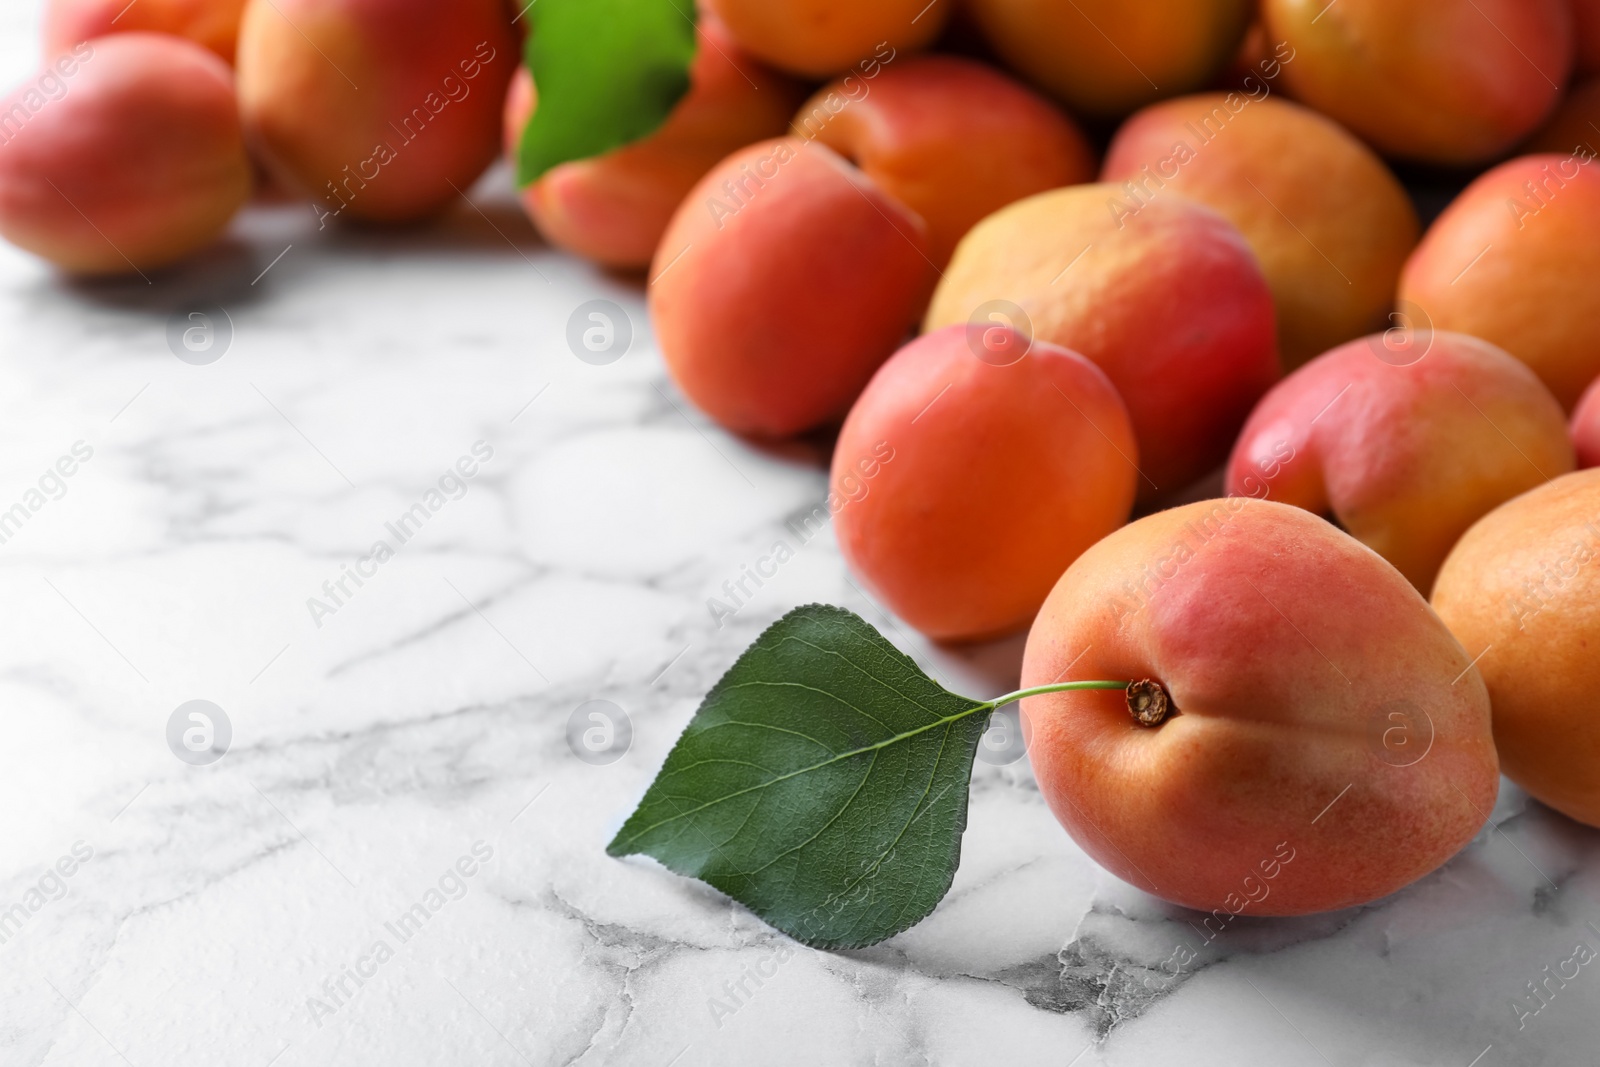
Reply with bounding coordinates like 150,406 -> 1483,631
236,0 -> 516,223
925,186 -> 1280,501
1263,0 -> 1573,164
793,54 -> 1094,268
503,15 -> 802,269
44,0 -> 247,64
702,0 -> 949,78
0,33 -> 251,274
1103,94 -> 1419,369
963,0 -> 1251,118
1399,154 -> 1600,410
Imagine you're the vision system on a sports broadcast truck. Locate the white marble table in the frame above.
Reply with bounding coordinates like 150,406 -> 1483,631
2,9 -> 1599,1065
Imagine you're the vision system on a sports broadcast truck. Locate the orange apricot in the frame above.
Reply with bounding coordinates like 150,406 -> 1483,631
1525,76 -> 1600,156
832,325 -> 1138,641
701,0 -> 948,79
236,0 -> 516,224
1398,154 -> 1600,410
793,55 -> 1094,267
44,0 -> 247,63
0,34 -> 251,275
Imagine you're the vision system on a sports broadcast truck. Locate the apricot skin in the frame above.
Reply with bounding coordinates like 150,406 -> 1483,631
1226,332 -> 1574,594
1398,155 -> 1600,411
502,18 -> 802,270
831,326 -> 1138,642
924,185 -> 1280,501
1263,0 -> 1572,165
1579,0 -> 1600,76
1433,470 -> 1600,828
1524,77 -> 1600,157
1103,94 -> 1419,369
236,0 -> 516,223
794,55 -> 1095,268
964,0 -> 1251,118
1574,376 -> 1600,469
0,34 -> 252,275
650,138 -> 932,438
45,0 -> 247,64
1022,499 -> 1498,914
701,0 -> 948,79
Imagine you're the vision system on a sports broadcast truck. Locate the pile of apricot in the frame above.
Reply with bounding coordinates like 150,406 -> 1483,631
5,0 -> 1599,915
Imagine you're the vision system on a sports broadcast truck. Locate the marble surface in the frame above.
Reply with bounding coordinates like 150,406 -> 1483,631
3,10 -> 1600,1066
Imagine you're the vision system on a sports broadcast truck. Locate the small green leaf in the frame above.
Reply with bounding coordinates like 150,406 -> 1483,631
516,0 -> 699,187
608,605 -> 993,950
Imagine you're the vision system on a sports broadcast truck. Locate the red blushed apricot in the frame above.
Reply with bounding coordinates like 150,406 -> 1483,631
502,18 -> 803,270
0,35 -> 251,275
1525,76 -> 1600,156
650,137 -> 933,438
1433,470 -> 1600,828
1578,0 -> 1600,76
1399,154 -> 1600,410
1572,375 -> 1600,468
832,326 -> 1137,642
1226,332 -> 1574,593
45,0 -> 247,63
1103,94 -> 1419,369
1022,499 -> 1498,914
701,0 -> 948,79
236,0 -> 515,224
924,185 -> 1280,501
1263,0 -> 1572,165
964,0 -> 1251,118
792,55 -> 1094,267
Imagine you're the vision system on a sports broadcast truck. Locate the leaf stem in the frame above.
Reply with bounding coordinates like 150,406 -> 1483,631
986,680 -> 1130,708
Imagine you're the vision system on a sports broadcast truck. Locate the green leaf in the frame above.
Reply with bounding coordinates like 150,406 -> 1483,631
516,0 -> 699,187
608,605 -> 994,950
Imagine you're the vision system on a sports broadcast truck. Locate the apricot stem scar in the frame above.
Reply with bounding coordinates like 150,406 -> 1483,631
987,679 -> 1175,727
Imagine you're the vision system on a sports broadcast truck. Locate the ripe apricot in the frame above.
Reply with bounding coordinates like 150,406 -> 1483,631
502,17 -> 802,270
1574,375 -> 1600,468
1263,0 -> 1572,164
1226,332 -> 1574,593
1103,94 -> 1419,368
1433,470 -> 1600,828
701,0 -> 948,79
236,0 -> 516,224
0,35 -> 251,275
832,325 -> 1137,642
793,55 -> 1094,267
924,185 -> 1279,501
1022,499 -> 1498,914
1398,154 -> 1600,410
44,0 -> 247,63
650,137 -> 933,438
1525,76 -> 1600,157
1578,0 -> 1600,76
963,0 -> 1251,118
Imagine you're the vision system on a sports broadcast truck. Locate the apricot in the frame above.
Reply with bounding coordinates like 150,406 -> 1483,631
1398,154 -> 1600,411
1022,499 -> 1498,914
701,0 -> 948,79
650,137 -> 932,437
1525,76 -> 1600,157
502,18 -> 802,270
1262,0 -> 1572,164
1433,470 -> 1600,828
963,0 -> 1251,118
1226,332 -> 1574,594
236,0 -> 515,224
44,0 -> 247,63
1579,0 -> 1600,76
924,185 -> 1279,501
1572,375 -> 1600,468
1103,94 -> 1419,368
0,35 -> 251,275
831,325 -> 1137,642
792,55 -> 1095,267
